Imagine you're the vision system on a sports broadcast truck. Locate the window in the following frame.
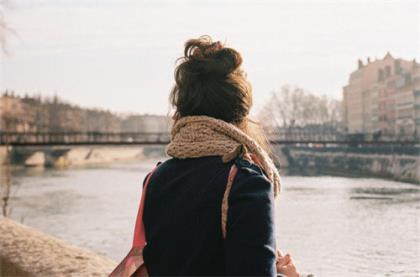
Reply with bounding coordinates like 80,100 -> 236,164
394,60 -> 402,74
396,78 -> 405,88
385,66 -> 391,77
405,74 -> 412,85
378,69 -> 384,81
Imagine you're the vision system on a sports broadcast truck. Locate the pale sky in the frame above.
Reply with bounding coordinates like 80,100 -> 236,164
1,0 -> 419,116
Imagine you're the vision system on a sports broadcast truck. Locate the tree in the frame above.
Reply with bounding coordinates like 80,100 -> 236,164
258,85 -> 343,132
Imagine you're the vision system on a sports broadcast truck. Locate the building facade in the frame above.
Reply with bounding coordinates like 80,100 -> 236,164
121,114 -> 171,133
343,53 -> 420,139
0,94 -> 36,132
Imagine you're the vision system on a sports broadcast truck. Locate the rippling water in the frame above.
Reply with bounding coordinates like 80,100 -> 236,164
4,159 -> 420,277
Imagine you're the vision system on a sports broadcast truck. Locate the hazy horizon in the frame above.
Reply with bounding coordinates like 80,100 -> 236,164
1,0 -> 419,116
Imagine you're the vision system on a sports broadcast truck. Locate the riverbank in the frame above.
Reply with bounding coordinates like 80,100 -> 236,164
276,145 -> 420,184
0,217 -> 116,276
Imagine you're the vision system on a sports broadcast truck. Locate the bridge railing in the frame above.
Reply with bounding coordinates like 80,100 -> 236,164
0,132 -> 171,145
0,131 -> 418,146
265,130 -> 346,143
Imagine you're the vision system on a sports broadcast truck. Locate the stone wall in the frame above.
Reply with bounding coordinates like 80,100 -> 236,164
277,145 -> 420,183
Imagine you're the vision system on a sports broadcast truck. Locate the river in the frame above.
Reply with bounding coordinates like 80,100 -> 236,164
3,158 -> 420,277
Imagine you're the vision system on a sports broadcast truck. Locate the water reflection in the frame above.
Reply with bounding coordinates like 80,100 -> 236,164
352,186 -> 420,196
350,186 -> 420,203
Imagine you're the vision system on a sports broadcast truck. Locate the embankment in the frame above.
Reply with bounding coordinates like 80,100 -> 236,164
278,145 -> 420,183
0,217 -> 116,277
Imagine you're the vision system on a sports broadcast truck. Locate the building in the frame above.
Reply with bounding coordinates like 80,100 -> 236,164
343,53 -> 420,139
121,114 -> 171,133
0,93 -> 35,132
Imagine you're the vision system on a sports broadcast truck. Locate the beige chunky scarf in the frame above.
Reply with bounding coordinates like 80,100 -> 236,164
165,115 -> 281,197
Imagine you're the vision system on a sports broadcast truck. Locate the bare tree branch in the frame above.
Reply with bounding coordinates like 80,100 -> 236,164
0,0 -> 13,54
258,85 -> 343,133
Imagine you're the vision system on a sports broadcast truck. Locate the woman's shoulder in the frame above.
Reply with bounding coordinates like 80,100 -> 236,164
154,156 -> 269,177
148,156 -> 272,192
154,156 -> 227,171
233,157 -> 266,177
147,156 -> 229,181
229,157 -> 274,198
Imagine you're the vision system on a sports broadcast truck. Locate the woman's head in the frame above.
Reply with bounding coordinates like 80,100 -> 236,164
169,35 -> 252,124
169,35 -> 272,156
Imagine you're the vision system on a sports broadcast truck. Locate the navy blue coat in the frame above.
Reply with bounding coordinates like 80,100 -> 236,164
142,155 -> 277,276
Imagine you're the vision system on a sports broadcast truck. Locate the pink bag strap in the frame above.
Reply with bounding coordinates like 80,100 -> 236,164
221,164 -> 238,239
132,163 -> 160,248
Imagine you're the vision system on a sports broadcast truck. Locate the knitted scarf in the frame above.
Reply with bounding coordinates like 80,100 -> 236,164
165,115 -> 281,197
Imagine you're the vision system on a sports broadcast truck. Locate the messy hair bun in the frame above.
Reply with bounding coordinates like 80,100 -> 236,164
183,38 -> 242,76
170,35 -> 252,124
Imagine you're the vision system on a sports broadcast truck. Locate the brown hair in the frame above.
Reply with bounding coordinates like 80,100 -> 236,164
169,35 -> 271,154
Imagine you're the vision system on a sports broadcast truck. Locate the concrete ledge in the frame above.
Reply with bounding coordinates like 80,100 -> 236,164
0,217 -> 116,277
